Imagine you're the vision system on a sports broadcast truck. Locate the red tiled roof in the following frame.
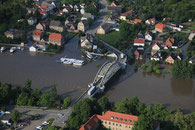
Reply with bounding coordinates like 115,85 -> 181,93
40,5 -> 48,10
49,33 -> 62,42
122,10 -> 133,16
134,38 -> 145,44
33,29 -> 42,36
38,9 -> 46,15
152,42 -> 160,48
98,111 -> 138,125
64,6 -> 72,11
155,23 -> 167,30
192,30 -> 195,33
79,115 -> 99,130
165,37 -> 174,47
134,18 -> 142,23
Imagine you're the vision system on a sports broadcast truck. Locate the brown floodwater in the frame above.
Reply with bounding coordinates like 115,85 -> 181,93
105,65 -> 195,112
0,37 -> 195,112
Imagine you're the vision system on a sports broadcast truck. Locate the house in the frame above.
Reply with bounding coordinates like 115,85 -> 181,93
81,13 -> 94,20
152,43 -> 161,51
80,8 -> 85,14
110,1 -> 119,6
27,17 -> 37,25
33,29 -> 43,41
133,38 -> 145,47
63,6 -> 72,13
49,20 -> 64,32
155,37 -> 164,45
165,53 -> 177,64
166,23 -> 181,32
36,22 -> 47,31
120,10 -> 133,21
96,23 -> 110,34
74,4 -> 81,12
78,20 -> 89,32
134,18 -> 142,24
58,10 -> 63,15
145,18 -> 156,25
107,6 -> 122,19
188,30 -> 195,41
81,38 -> 93,50
151,52 -> 162,61
134,50 -> 144,60
155,23 -> 167,33
80,110 -> 160,130
145,32 -> 152,41
48,33 -> 64,46
1,114 -> 12,126
4,29 -> 24,39
29,45 -> 38,52
165,37 -> 177,48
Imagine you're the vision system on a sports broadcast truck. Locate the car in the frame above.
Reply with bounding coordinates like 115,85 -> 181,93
42,121 -> 49,126
35,125 -> 44,130
57,113 -> 64,116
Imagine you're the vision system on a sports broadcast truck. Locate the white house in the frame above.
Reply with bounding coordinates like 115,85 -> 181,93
145,32 -> 152,41
151,52 -> 161,61
81,39 -> 93,50
152,43 -> 160,51
29,46 -> 37,52
145,18 -> 156,25
80,8 -> 85,14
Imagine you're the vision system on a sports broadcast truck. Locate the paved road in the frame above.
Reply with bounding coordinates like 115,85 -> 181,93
86,0 -> 108,35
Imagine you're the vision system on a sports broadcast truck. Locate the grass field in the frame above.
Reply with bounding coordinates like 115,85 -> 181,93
96,31 -> 122,47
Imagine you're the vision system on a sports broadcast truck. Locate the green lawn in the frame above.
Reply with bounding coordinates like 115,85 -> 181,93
96,31 -> 122,47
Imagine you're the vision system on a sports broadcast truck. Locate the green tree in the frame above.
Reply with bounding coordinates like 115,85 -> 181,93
16,92 -> 29,106
11,110 -> 20,123
172,60 -> 194,79
119,21 -> 131,39
141,64 -> 147,71
67,98 -> 98,129
133,115 -> 154,130
97,96 -> 111,112
62,97 -> 72,109
147,67 -> 152,73
47,125 -> 58,130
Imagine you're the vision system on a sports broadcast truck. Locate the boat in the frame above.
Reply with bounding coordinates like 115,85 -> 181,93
10,47 -> 17,53
73,60 -> 85,66
0,47 -> 6,52
63,60 -> 72,65
86,52 -> 93,59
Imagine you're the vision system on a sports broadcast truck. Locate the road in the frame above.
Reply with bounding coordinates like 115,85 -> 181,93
86,0 -> 108,35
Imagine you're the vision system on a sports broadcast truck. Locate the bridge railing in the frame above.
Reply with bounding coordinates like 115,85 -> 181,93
93,61 -> 111,84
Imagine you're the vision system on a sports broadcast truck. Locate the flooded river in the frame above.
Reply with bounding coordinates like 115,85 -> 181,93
0,37 -> 195,112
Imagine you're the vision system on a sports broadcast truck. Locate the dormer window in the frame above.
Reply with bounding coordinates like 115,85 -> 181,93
120,118 -> 123,121
115,117 -> 118,120
128,120 -> 132,123
124,119 -> 127,122
111,116 -> 114,119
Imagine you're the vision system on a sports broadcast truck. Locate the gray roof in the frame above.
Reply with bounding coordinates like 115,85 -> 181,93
107,6 -> 122,13
100,23 -> 110,31
50,20 -> 61,27
1,114 -> 11,121
80,20 -> 88,26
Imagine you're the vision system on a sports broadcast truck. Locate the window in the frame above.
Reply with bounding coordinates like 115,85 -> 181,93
109,122 -> 111,125
115,117 -> 118,120
111,116 -> 114,119
129,126 -> 131,128
120,118 -> 123,121
128,120 -> 132,123
124,119 -> 127,122
119,124 -> 121,127
105,121 -> 107,124
116,124 -> 118,126
113,123 -> 115,125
